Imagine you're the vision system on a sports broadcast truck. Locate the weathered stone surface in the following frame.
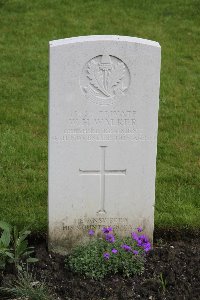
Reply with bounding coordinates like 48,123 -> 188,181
48,35 -> 161,253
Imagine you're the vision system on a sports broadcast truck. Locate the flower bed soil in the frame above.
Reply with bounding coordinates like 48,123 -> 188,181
0,229 -> 199,300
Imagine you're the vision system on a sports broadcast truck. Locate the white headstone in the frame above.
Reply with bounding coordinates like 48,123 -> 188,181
48,35 -> 161,253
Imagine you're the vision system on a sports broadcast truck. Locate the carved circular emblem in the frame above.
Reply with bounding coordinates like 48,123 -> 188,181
80,54 -> 130,106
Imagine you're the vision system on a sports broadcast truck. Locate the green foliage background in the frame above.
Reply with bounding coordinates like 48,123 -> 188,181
0,0 -> 199,231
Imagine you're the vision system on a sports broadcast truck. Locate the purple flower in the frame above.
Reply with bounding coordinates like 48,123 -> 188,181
136,235 -> 151,251
121,244 -> 132,252
131,232 -> 139,241
102,227 -> 113,234
103,252 -> 110,260
105,233 -> 115,243
139,235 -> 149,243
137,238 -> 143,246
143,242 -> 151,252
137,226 -> 143,233
137,235 -> 149,247
132,231 -> 151,251
133,250 -> 139,255
88,229 -> 95,236
111,248 -> 118,254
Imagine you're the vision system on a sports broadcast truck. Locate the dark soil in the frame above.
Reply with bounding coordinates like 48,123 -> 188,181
0,229 -> 199,300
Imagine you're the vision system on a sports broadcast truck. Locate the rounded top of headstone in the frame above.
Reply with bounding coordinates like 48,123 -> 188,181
49,35 -> 160,48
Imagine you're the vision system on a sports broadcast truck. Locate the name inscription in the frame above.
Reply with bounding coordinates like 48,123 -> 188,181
52,110 -> 156,142
62,217 -> 133,231
67,110 -> 136,127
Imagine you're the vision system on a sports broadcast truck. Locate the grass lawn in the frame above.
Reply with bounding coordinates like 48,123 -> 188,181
0,0 -> 199,232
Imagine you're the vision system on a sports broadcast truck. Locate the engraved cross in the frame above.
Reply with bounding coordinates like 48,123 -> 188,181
79,146 -> 126,214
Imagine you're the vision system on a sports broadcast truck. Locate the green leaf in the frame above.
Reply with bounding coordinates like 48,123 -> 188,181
15,240 -> 28,257
16,264 -> 23,271
5,251 -> 14,259
22,250 -> 34,256
0,247 -> 8,253
26,257 -> 39,263
16,230 -> 31,246
0,221 -> 12,232
0,230 -> 11,247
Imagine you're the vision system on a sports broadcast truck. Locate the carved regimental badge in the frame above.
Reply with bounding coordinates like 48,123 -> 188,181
80,54 -> 130,106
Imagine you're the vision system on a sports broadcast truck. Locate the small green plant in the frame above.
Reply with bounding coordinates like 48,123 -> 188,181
10,225 -> 38,270
159,273 -> 167,293
0,221 -> 38,271
0,271 -> 53,300
66,226 -> 151,279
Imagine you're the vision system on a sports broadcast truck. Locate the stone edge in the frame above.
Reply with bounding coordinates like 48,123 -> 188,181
49,35 -> 160,48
